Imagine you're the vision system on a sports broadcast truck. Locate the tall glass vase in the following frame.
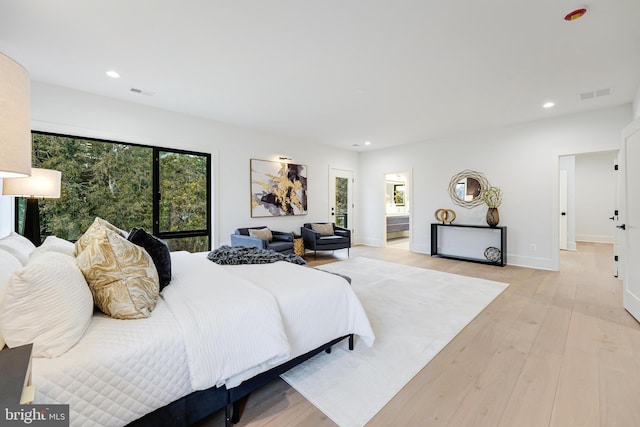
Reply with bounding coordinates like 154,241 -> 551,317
486,207 -> 499,227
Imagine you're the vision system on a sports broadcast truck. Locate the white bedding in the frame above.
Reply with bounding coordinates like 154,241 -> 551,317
33,299 -> 192,427
31,252 -> 375,426
162,252 -> 291,389
225,261 -> 375,359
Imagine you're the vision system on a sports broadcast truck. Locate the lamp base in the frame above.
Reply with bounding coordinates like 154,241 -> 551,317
23,198 -> 41,246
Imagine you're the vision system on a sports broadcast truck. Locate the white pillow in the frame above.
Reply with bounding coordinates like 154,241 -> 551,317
0,231 -> 36,265
0,249 -> 23,350
1,251 -> 94,358
31,235 -> 76,258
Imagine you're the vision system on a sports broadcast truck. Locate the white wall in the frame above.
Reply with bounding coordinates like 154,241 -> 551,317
0,82 -> 359,246
575,151 -> 617,243
358,104 -> 632,270
633,84 -> 640,119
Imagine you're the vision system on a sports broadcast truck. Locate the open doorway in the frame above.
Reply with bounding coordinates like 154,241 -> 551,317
385,172 -> 410,250
558,150 -> 619,274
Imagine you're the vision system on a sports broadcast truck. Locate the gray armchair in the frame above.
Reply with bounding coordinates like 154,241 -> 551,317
231,226 -> 294,254
301,222 -> 351,259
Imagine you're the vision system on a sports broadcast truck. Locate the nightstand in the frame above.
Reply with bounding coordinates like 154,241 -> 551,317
0,343 -> 35,405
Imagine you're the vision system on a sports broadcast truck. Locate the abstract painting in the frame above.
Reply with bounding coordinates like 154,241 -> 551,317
250,159 -> 308,217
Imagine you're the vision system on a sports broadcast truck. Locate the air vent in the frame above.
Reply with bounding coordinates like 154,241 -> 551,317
130,88 -> 155,96
580,87 -> 612,101
595,88 -> 612,97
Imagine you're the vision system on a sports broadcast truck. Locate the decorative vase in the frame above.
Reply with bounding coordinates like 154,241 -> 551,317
486,207 -> 499,227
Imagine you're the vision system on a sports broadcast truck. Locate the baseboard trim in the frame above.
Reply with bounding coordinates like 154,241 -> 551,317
576,234 -> 614,244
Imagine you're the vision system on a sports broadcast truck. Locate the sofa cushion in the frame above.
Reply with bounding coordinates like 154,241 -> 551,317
317,235 -> 349,245
267,240 -> 294,253
311,223 -> 334,236
249,227 -> 273,241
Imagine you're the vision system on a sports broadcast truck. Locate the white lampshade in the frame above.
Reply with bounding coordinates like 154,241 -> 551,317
2,168 -> 61,198
0,52 -> 31,178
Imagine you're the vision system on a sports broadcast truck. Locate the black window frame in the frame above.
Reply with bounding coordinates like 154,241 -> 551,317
153,146 -> 212,243
16,131 -> 212,250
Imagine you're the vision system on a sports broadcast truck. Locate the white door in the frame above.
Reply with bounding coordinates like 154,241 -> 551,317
622,118 -> 640,321
329,169 -> 353,229
613,153 -> 622,278
559,170 -> 568,250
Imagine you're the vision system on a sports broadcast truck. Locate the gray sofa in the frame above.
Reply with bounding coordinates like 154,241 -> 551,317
230,227 -> 294,254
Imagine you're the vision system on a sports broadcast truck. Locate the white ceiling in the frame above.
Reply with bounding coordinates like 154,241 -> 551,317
1,1 -> 639,151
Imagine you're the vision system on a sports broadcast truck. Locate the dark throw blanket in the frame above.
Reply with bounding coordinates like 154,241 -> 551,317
207,245 -> 306,265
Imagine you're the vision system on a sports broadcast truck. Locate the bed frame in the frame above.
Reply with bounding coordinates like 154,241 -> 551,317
128,333 -> 354,427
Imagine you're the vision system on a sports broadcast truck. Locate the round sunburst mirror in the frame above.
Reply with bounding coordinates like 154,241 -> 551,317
448,170 -> 489,208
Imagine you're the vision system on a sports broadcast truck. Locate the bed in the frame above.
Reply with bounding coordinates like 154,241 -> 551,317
0,229 -> 375,427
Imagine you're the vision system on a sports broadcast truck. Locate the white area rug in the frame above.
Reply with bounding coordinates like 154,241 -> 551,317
280,257 -> 509,427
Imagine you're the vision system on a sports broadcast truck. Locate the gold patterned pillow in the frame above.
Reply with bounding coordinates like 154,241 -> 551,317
74,217 -> 128,256
76,228 -> 159,319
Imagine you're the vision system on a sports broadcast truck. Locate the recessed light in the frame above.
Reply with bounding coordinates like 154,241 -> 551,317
106,70 -> 120,78
543,101 -> 555,109
364,141 -> 372,146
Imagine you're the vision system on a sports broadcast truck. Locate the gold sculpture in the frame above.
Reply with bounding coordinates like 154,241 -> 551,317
434,209 -> 456,224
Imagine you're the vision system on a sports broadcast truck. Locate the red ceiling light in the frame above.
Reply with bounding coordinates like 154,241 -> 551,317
564,8 -> 587,21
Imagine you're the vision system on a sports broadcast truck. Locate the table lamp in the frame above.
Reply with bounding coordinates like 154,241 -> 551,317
2,168 -> 62,245
0,52 -> 31,178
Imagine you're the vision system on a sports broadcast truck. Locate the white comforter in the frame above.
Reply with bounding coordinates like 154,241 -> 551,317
226,261 -> 375,358
162,252 -> 291,389
33,299 -> 192,427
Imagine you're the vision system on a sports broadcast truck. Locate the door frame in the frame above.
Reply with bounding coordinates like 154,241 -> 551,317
555,149 -> 618,269
383,170 -> 413,248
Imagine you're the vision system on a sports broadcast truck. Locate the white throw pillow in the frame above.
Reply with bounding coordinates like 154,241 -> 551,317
0,231 -> 36,265
1,251 -> 94,358
249,227 -> 273,241
0,249 -> 23,350
31,235 -> 76,258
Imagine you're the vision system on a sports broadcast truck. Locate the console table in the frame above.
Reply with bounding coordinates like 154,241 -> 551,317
431,223 -> 507,266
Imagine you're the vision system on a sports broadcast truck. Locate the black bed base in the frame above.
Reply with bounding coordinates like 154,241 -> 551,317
128,333 -> 354,427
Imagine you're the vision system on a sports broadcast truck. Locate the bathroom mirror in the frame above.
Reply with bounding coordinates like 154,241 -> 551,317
448,170 -> 489,208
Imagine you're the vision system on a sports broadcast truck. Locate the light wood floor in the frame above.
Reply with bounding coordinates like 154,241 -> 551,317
198,242 -> 640,427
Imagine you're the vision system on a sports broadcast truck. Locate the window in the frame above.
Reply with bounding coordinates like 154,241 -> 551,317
155,149 -> 211,252
20,131 -> 211,252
